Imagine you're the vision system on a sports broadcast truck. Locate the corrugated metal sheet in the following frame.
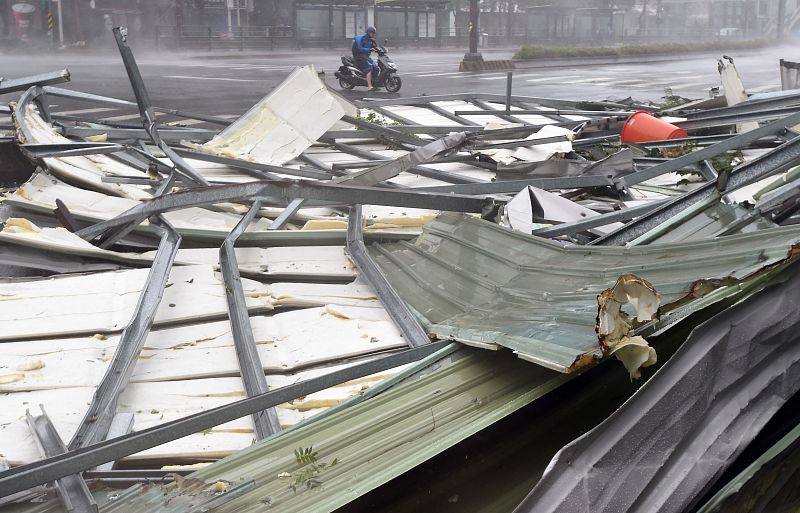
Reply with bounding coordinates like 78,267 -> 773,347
369,213 -> 800,372
5,346 -> 569,513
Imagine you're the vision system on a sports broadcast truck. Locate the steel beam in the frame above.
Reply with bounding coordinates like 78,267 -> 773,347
593,135 -> 800,246
422,102 -> 481,126
172,147 -> 332,180
0,341 -> 450,497
26,408 -> 97,513
417,175 -> 615,195
111,27 -> 209,187
61,126 -> 216,142
0,70 -> 70,95
220,201 -> 281,439
531,200 -> 667,238
75,180 -> 489,242
267,198 -> 304,230
342,114 -> 425,146
68,220 -> 181,449
333,142 -> 484,185
623,110 -> 800,186
19,142 -> 124,159
43,86 -> 232,126
347,205 -> 430,349
334,132 -> 469,186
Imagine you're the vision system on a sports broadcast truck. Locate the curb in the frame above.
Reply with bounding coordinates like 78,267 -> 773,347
511,46 -> 775,70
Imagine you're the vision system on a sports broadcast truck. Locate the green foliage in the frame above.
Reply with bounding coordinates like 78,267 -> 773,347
657,94 -> 693,110
355,110 -> 399,128
513,40 -> 772,61
294,446 -> 318,466
711,150 -> 744,173
287,446 -> 340,493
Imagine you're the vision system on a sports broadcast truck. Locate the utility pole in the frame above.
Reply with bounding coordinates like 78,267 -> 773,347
460,0 -> 483,70
53,0 -> 64,46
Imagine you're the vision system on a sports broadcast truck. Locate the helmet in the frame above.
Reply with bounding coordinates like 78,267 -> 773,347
366,26 -> 376,35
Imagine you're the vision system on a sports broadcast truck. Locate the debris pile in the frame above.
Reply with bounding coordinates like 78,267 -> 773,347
1,30 -> 800,513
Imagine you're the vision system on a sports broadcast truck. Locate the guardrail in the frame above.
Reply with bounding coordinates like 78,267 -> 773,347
156,25 -> 296,51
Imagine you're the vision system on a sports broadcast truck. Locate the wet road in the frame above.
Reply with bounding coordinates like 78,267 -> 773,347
1,42 -> 794,123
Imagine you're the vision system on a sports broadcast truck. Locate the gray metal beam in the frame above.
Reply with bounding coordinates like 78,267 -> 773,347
422,102 -> 481,126
68,220 -> 181,449
61,126 -> 216,143
531,200 -> 667,238
172,147 -> 332,181
592,136 -> 800,246
0,341 -> 450,497
417,175 -> 615,195
75,179 -> 489,242
347,205 -> 430,349
220,201 -> 281,439
454,108 -> 637,117
333,142 -> 484,185
471,99 -> 530,125
334,132 -> 469,186
26,408 -> 97,513
0,70 -> 70,95
623,110 -> 800,186
675,106 -> 800,130
111,27 -> 209,187
368,105 -> 419,126
356,93 -> 644,111
43,86 -> 232,126
19,142 -> 124,159
93,413 -> 135,472
342,114 -> 426,146
267,198 -> 304,230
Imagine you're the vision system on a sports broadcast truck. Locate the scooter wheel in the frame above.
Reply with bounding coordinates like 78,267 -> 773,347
385,75 -> 402,93
339,78 -> 355,90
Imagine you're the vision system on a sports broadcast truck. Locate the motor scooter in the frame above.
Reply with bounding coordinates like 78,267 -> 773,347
335,45 -> 402,93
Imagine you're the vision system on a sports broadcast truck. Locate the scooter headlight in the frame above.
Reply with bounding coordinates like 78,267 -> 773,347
387,62 -> 397,70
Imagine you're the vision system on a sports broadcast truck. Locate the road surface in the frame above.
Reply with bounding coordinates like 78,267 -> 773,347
1,43 -> 794,125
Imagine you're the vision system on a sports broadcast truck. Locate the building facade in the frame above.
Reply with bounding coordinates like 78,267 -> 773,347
1,0 -> 798,49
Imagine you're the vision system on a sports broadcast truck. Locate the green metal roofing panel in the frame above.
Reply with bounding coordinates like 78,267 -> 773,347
10,347 -> 564,513
368,213 -> 800,372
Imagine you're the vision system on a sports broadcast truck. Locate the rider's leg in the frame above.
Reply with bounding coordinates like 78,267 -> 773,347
366,70 -> 373,90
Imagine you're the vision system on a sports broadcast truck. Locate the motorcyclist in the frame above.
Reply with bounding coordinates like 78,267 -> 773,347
352,26 -> 378,91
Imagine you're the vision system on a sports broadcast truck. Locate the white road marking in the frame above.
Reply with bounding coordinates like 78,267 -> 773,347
54,107 -> 119,116
560,77 -> 614,84
525,75 -> 580,82
480,73 -> 538,80
413,71 -> 466,77
747,84 -> 781,93
669,81 -> 715,90
164,75 -> 266,82
165,119 -> 208,127
101,114 -> 141,121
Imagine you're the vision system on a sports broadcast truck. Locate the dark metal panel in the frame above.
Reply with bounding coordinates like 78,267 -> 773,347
513,266 -> 800,513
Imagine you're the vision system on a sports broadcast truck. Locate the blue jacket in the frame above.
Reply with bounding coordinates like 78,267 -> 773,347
352,33 -> 374,57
